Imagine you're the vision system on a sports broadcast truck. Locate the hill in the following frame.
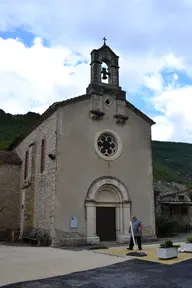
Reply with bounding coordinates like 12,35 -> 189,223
1,109 -> 192,187
152,141 -> 192,187
0,109 -> 40,149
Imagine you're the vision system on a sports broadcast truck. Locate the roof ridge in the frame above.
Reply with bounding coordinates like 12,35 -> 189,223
7,94 -> 154,150
0,150 -> 21,165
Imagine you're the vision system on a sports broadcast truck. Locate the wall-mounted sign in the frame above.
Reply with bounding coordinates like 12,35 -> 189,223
70,216 -> 78,228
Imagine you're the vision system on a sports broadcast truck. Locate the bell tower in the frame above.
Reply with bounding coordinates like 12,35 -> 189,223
90,37 -> 119,87
87,38 -> 128,124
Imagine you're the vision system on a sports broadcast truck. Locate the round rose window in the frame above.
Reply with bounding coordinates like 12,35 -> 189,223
97,132 -> 118,157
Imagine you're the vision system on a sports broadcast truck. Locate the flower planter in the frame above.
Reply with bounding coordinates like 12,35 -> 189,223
158,247 -> 178,260
184,243 -> 192,252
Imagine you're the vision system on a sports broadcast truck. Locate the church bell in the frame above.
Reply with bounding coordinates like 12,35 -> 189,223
101,67 -> 108,80
102,74 -> 108,80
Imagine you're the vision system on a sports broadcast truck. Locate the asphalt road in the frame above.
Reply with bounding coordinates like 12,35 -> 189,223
2,258 -> 192,288
0,244 -> 128,286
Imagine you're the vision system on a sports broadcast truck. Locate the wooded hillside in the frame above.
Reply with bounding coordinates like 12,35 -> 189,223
1,109 -> 192,187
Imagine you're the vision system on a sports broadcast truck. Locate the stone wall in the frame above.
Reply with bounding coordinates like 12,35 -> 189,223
22,143 -> 37,229
55,229 -> 87,246
0,164 -> 21,231
154,180 -> 192,230
14,112 -> 57,240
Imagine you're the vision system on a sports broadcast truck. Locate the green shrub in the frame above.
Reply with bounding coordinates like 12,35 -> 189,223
160,240 -> 180,248
156,214 -> 179,237
186,236 -> 192,243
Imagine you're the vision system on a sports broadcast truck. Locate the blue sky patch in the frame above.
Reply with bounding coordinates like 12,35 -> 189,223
64,58 -> 88,67
126,87 -> 159,118
0,27 -> 50,47
162,69 -> 192,87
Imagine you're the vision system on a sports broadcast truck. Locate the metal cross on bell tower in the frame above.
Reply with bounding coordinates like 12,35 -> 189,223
103,37 -> 107,45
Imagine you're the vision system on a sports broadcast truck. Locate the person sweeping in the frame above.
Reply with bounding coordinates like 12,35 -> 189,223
127,216 -> 143,251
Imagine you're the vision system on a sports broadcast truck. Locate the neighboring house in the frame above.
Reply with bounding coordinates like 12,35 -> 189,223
0,42 -> 156,246
155,181 -> 192,229
0,151 -> 21,240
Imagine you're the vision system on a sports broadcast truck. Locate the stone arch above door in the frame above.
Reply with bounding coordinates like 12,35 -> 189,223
86,176 -> 130,203
96,185 -> 120,203
85,176 -> 131,244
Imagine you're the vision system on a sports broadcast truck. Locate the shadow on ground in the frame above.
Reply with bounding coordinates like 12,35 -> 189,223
2,259 -> 192,288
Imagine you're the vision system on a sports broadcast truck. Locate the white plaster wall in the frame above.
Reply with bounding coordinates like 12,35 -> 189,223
55,95 -> 155,243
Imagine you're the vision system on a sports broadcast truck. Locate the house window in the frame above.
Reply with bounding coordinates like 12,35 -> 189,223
181,207 -> 188,215
40,138 -> 45,173
178,195 -> 184,201
24,150 -> 29,180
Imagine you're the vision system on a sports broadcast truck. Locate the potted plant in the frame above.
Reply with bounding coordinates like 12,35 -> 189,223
184,236 -> 192,252
158,240 -> 180,260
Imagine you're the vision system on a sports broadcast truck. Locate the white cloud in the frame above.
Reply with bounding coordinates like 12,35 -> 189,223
152,115 -> 173,141
119,52 -> 184,94
151,86 -> 192,143
0,37 -> 90,114
143,74 -> 164,92
0,0 -> 192,57
0,35 -> 190,145
173,73 -> 179,81
0,36 -> 184,116
1,1 -> 192,142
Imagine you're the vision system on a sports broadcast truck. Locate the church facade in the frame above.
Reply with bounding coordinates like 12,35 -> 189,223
0,42 -> 156,245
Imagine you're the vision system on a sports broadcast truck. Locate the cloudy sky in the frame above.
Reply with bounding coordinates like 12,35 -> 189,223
0,0 -> 192,142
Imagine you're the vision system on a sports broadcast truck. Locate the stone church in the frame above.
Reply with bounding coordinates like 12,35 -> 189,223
0,41 -> 156,245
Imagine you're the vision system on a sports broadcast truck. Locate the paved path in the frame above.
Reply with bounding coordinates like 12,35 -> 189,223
2,258 -> 192,288
1,236 -> 192,287
0,244 -> 129,286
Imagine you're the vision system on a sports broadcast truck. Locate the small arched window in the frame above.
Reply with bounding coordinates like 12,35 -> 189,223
24,150 -> 29,180
40,138 -> 45,173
